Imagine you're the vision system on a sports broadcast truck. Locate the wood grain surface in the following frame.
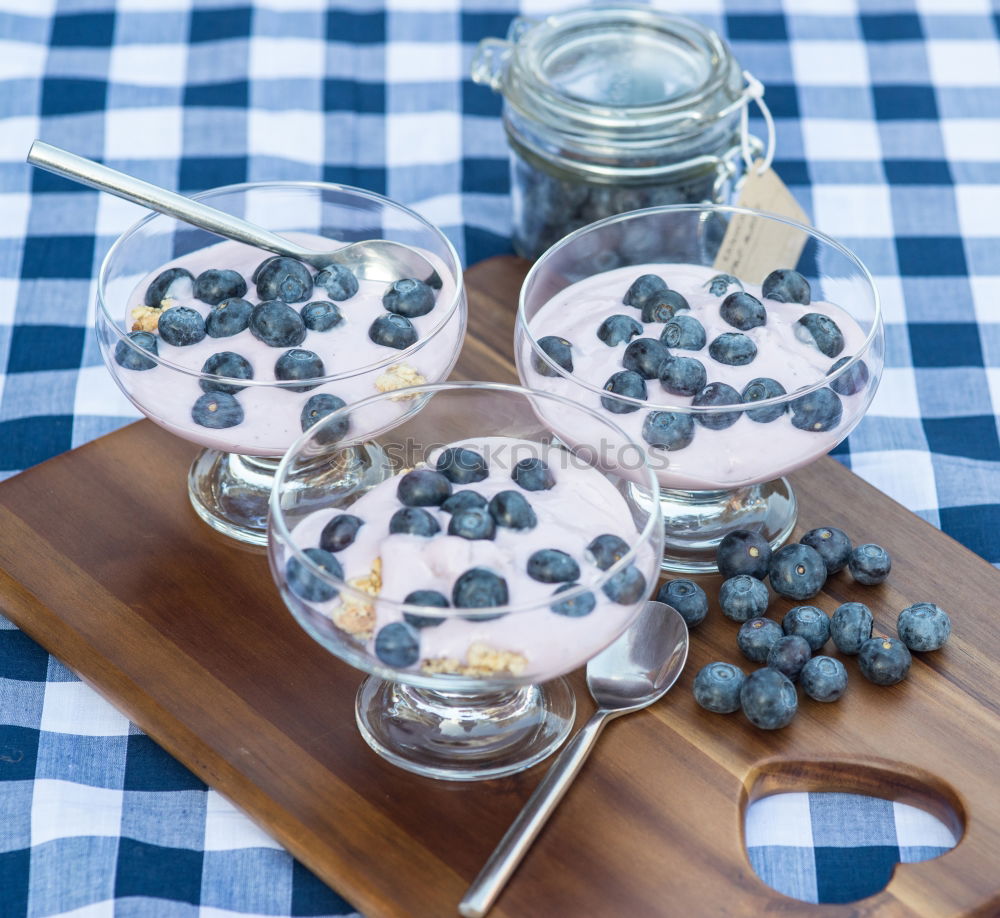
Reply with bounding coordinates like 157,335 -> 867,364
0,256 -> 998,918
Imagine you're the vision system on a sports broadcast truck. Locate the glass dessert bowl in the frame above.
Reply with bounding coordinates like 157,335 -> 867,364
517,204 -> 884,573
96,181 -> 466,545
267,382 -> 663,780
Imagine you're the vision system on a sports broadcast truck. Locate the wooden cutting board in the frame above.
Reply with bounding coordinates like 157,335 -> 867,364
1,256 -> 998,918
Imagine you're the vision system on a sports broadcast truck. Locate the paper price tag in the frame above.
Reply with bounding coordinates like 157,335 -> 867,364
713,162 -> 811,285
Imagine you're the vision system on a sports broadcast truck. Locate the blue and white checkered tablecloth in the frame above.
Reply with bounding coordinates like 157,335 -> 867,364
0,0 -> 995,914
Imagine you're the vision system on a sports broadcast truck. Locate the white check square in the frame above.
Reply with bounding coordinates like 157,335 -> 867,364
792,41 -> 870,87
109,43 -> 188,88
802,120 -> 882,162
104,107 -> 183,160
203,789 -> 284,851
745,793 -> 815,848
928,41 -> 1000,87
31,779 -> 123,847
812,184 -> 893,238
40,680 -> 132,736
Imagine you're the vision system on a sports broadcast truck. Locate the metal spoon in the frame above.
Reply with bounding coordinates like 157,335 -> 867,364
25,140 -> 438,284
458,600 -> 689,918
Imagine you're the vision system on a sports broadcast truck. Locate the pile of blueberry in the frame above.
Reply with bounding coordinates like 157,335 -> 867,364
115,256 -> 438,431
534,268 -> 870,452
285,447 -> 647,669
658,526 -> 951,729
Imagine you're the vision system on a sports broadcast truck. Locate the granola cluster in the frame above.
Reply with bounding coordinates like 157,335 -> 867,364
375,363 -> 427,397
421,642 -> 528,677
332,557 -> 382,641
130,305 -> 162,332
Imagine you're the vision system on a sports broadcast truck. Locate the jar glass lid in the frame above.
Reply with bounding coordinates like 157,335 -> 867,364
500,5 -> 744,137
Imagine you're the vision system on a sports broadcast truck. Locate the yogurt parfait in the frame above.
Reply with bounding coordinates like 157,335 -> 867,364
96,182 -> 466,545
269,382 -> 663,780
517,205 -> 883,572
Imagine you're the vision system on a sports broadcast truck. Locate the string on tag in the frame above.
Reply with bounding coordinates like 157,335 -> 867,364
740,70 -> 775,176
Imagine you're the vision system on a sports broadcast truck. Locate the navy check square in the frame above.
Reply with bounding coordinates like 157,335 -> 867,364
0,1 -> 993,915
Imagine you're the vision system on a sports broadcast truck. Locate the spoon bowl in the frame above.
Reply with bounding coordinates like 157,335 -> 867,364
459,601 -> 689,918
26,140 -> 438,284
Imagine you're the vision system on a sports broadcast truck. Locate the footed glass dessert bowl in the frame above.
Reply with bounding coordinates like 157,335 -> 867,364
96,181 -> 466,545
517,204 -> 884,573
267,382 -> 663,780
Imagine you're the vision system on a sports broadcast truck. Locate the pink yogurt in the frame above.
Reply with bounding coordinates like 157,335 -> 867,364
284,437 -> 656,681
520,263 -> 872,490
111,235 -> 464,456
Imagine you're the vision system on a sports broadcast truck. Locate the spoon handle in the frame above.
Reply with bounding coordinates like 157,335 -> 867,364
458,708 -> 613,918
26,141 -> 314,261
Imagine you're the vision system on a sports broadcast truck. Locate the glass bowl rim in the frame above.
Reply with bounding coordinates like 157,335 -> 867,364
96,180 -> 466,389
268,379 -> 665,621
516,202 -> 883,415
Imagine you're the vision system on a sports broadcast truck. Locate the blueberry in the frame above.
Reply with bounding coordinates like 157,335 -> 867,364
858,636 -> 911,685
373,622 -> 420,668
708,332 -> 757,366
250,300 -> 307,348
641,289 -> 689,323
448,507 -> 496,541
550,583 -> 597,618
720,291 -> 766,330
453,567 -> 509,611
740,667 -> 798,729
488,491 -> 537,530
801,656 -> 848,702
849,543 -> 891,585
795,314 -> 844,358
692,382 -> 742,430
511,457 -> 554,491
527,549 -> 580,584
442,490 -> 488,515
656,578 -> 708,628
114,330 -> 158,370
601,370 -> 647,413
897,603 -> 951,652
693,661 -> 745,714
768,543 -> 826,600
762,269 -> 811,305
623,273 -> 667,308
782,605 -> 830,652
397,469 -> 452,507
402,590 -> 449,629
388,507 -> 440,537
193,268 -> 247,306
319,514 -> 364,552
741,377 -> 787,423
200,351 -> 253,394
191,392 -> 244,429
314,264 -> 358,301
586,533 -> 630,571
642,410 -> 695,451
827,356 -> 870,396
369,313 -> 418,350
766,634 -> 812,682
790,387 -> 842,432
719,575 -> 769,622
275,348 -> 324,392
705,274 -> 742,297
602,565 -> 647,604
383,277 -> 435,318
623,337 -> 669,379
830,602 -> 874,655
597,314 -> 643,346
300,394 -> 349,441
800,526 -> 852,574
717,529 -> 771,580
254,256 -> 313,303
658,355 -> 707,397
659,314 -> 706,350
533,335 -> 573,376
286,546 -> 343,602
145,266 -> 194,307
300,300 -> 344,332
206,297 -> 253,338
436,447 -> 489,484
158,306 -> 206,347
737,618 -> 784,664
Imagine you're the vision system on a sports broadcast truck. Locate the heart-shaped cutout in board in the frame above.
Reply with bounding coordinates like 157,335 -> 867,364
742,759 -> 964,905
